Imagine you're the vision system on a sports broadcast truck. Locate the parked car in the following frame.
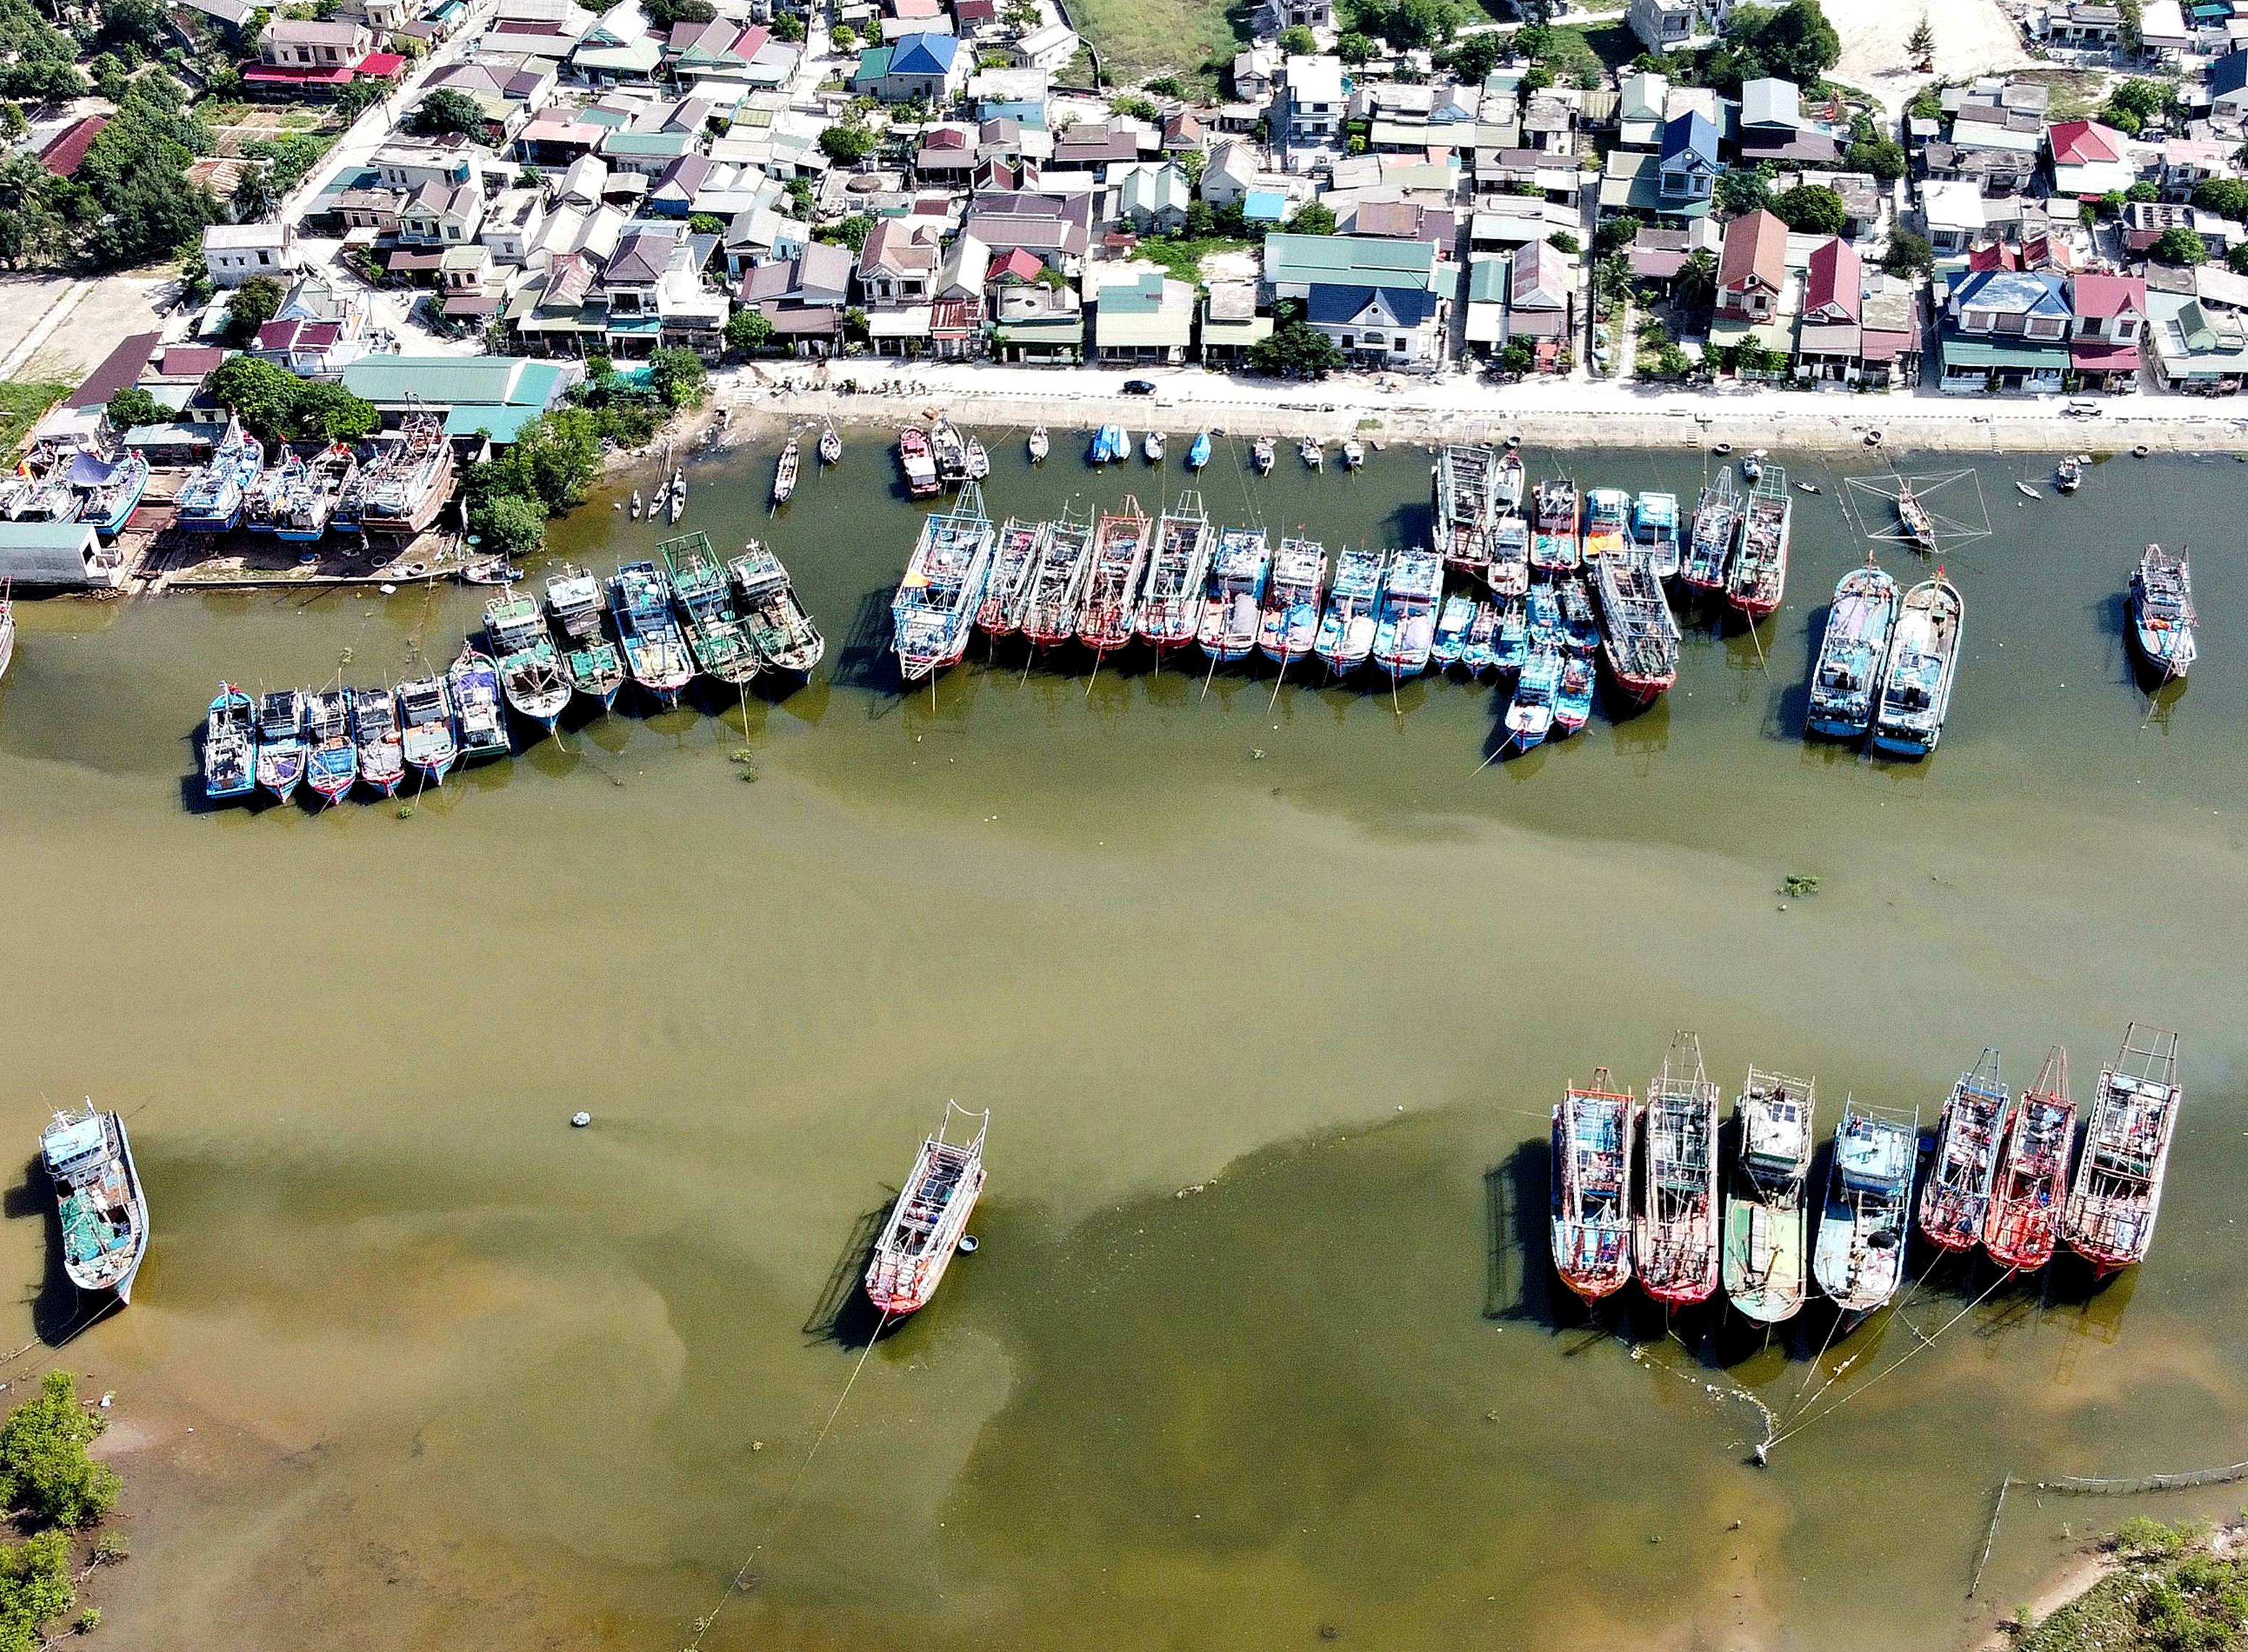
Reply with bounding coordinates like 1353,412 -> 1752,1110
1122,378 -> 1157,395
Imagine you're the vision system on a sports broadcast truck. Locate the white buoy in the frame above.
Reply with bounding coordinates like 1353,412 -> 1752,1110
958,1234 -> 980,1253
570,1111 -> 592,1128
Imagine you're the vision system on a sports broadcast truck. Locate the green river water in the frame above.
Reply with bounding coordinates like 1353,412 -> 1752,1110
1,432 -> 2243,1650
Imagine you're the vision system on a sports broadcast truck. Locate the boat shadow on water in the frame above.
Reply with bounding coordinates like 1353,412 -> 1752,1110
803,1195 -> 914,1349
1,1157 -> 115,1347
1481,1140 -> 1565,1332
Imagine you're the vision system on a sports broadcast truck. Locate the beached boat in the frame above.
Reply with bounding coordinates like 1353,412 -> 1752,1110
359,410 -> 454,535
353,687 -> 404,798
731,541 -> 825,676
178,417 -> 265,533
864,1103 -> 988,1317
1811,1101 -> 1918,1315
396,674 -> 457,785
663,532 -> 760,687
254,690 -> 307,803
1257,537 -> 1326,669
1137,491 -> 1214,653
2062,1024 -> 2182,1274
1633,491 -> 1681,581
773,435 -> 800,506
1871,575 -> 1964,757
1727,468 -> 1791,620
1077,496 -> 1151,659
819,422 -> 841,466
1314,546 -> 1386,675
930,419 -> 970,485
894,483 -> 996,681
1554,653 -> 1593,734
1552,1070 -> 1637,1302
202,682 -> 257,801
1020,508 -> 1097,650
665,468 -> 685,524
41,1102 -> 147,1304
544,565 -> 626,712
1432,445 -> 1499,576
1530,480 -> 1580,572
1341,438 -> 1365,470
2128,546 -> 2197,683
1896,478 -> 1936,551
1252,436 -> 1275,475
1431,591 -> 1474,672
275,445 -> 357,543
71,449 -> 150,538
899,427 -> 941,497
1027,425 -> 1048,464
1370,548 -> 1441,680
304,688 -> 357,804
629,489 -> 643,521
1918,1048 -> 2010,1254
1458,598 -> 1499,677
1582,486 -> 1631,560
486,590 -> 572,733
1488,511 -> 1531,598
243,452 -> 298,533
612,560 -> 697,706
1806,556 -> 1901,741
1636,1032 -> 1722,1309
1594,547 -> 1681,703
977,517 -> 1046,638
1187,431 -> 1212,470
1682,471 -> 1740,594
1196,525 -> 1270,664
1720,1068 -> 1816,1324
449,646 -> 509,762
1506,643 -> 1560,751
1144,429 -> 1166,464
1983,1046 -> 2075,1272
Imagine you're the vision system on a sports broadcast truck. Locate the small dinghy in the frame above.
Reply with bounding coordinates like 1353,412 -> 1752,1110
772,435 -> 800,506
1027,425 -> 1049,463
1144,429 -> 1166,464
1187,430 -> 1212,470
1341,438 -> 1365,470
1300,438 -> 1322,470
818,422 -> 841,465
1252,436 -> 1275,475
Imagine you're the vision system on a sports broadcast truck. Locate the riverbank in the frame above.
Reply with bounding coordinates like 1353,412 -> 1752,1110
1981,1519 -> 2248,1652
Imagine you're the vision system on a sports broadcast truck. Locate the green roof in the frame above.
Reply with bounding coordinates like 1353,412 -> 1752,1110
1939,336 -> 2070,370
852,45 -> 894,82
1262,233 -> 1443,291
1467,256 -> 1508,304
575,38 -> 662,72
446,404 -> 548,441
601,129 -> 691,157
1101,272 -> 1163,314
342,355 -> 568,409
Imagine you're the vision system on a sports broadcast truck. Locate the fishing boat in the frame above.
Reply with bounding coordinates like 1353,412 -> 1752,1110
1805,556 -> 1901,741
1525,583 -> 1564,652
1256,537 -> 1326,668
1187,431 -> 1212,470
304,688 -> 357,804
1505,643 -> 1560,751
202,682 -> 257,801
1431,444 -> 1499,576
1633,492 -> 1681,581
1870,575 -> 1964,758
2062,1024 -> 2182,1275
1553,653 -> 1593,735
1300,438 -> 1322,470
1457,598 -> 1499,678
177,416 -> 265,533
71,449 -> 150,538
544,564 -> 626,712
976,517 -> 1047,638
1370,548 -> 1441,680
1430,591 -> 1475,672
1593,548 -> 1681,703
1741,449 -> 1765,482
894,483 -> 996,681
1918,1048 -> 2010,1254
773,435 -> 800,505
449,646 -> 509,762
1313,546 -> 1386,675
1581,485 -> 1631,560
1983,1046 -> 2075,1272
898,427 -> 941,497
1636,1032 -> 1722,1309
1493,599 -> 1529,676
2055,455 -> 2083,492
41,1102 -> 147,1305
254,690 -> 307,804
864,1103 -> 988,1317
1726,467 -> 1791,620
964,433 -> 989,481
1020,508 -> 1097,651
1341,438 -> 1365,470
353,687 -> 404,798
1488,511 -> 1531,598
243,451 -> 297,533
1495,447 -> 1525,513
1137,491 -> 1214,654
1682,471 -> 1740,593
1529,479 -> 1580,572
1895,477 -> 1936,551
1720,1069 -> 1816,1324
1077,496 -> 1152,659
1252,436 -> 1275,475
1027,425 -> 1049,463
1557,575 -> 1601,657
275,445 -> 357,543
1144,429 -> 1166,464
1195,526 -> 1270,664
665,468 -> 685,524
397,674 -> 457,785
731,541 -> 825,676
662,531 -> 760,687
930,418 -> 970,485
358,410 -> 454,535
819,422 -> 842,466
612,560 -> 697,705
2128,546 -> 2197,683
485,590 -> 572,733
1810,1101 -> 1918,1316
1551,1070 -> 1637,1303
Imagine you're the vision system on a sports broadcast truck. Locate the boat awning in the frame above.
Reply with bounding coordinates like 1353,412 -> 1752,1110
1941,337 -> 2070,370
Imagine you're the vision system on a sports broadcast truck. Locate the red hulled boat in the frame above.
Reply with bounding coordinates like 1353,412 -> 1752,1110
1983,1046 -> 2075,1272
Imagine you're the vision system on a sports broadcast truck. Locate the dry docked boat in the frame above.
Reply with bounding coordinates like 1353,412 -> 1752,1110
1314,546 -> 1386,675
1726,467 -> 1791,620
2062,1024 -> 2181,1274
358,410 -> 454,535
2128,545 -> 2197,683
1594,547 -> 1681,703
894,483 -> 996,681
1635,1032 -> 1722,1309
396,674 -> 457,785
485,590 -> 573,733
1136,490 -> 1215,653
1257,537 -> 1326,667
1811,1101 -> 1918,1316
1682,470 -> 1741,593
176,416 -> 265,533
1196,525 -> 1270,664
352,687 -> 404,798
664,532 -> 761,688
42,1102 -> 147,1304
1432,444 -> 1500,575
544,564 -> 626,713
1020,507 -> 1096,650
1720,1068 -> 1816,1324
243,450 -> 299,533
1551,1069 -> 1638,1303
1076,496 -> 1151,659
275,445 -> 357,543
865,1103 -> 988,1317
1918,1048 -> 2010,1254
1806,556 -> 1900,741
731,541 -> 825,677
1870,575 -> 1963,758
612,560 -> 697,706
304,688 -> 358,804
1370,547 -> 1442,679
1529,478 -> 1580,572
70,449 -> 149,539
1984,1046 -> 2075,1272
975,517 -> 1047,638
1895,477 -> 1936,551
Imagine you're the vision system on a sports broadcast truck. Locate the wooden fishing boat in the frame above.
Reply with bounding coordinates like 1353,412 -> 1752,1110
1633,491 -> 1681,581
2128,545 -> 2197,684
353,687 -> 404,798
1870,575 -> 1963,757
1720,1068 -> 1816,1324
865,1103 -> 988,1317
203,682 -> 256,801
1432,444 -> 1499,575
1895,478 -> 1936,551
1020,508 -> 1096,650
732,541 -> 825,676
1495,446 -> 1525,514
773,435 -> 800,505
1457,598 -> 1499,678
894,483 -> 996,681
1252,435 -> 1275,474
1811,1101 -> 1918,1315
1494,598 -> 1528,676
1530,479 -> 1580,572
42,1101 -> 147,1304
1557,575 -> 1601,658
178,416 -> 265,533
244,451 -> 299,533
396,674 -> 457,785
898,427 -> 941,497
1636,1032 -> 1721,1309
1984,1046 -> 2074,1272
1552,1069 -> 1637,1302
1489,512 -> 1531,598
1136,490 -> 1214,653
1553,652 -> 1593,735
1256,536 -> 1325,668
72,449 -> 151,538
1196,526 -> 1270,664
254,689 -> 307,804
663,532 -> 760,687
1313,546 -> 1386,675
2062,1024 -> 2181,1275
819,422 -> 841,465
1917,1048 -> 2010,1253
1026,425 -> 1049,463
304,687 -> 358,804
1682,470 -> 1740,593
1581,485 -> 1631,560
976,517 -> 1047,638
0,581 -> 10,684
1430,591 -> 1475,672
1806,556 -> 1900,741
1505,643 -> 1560,751
930,418 -> 970,485
1144,429 -> 1166,464
1076,495 -> 1151,659
359,409 -> 453,536
612,560 -> 697,705
544,564 -> 626,712
629,488 -> 643,520
449,646 -> 509,762
277,445 -> 357,543
965,433 -> 989,480
1370,548 -> 1442,680
1726,467 -> 1791,620
1593,546 -> 1681,703
485,590 -> 572,733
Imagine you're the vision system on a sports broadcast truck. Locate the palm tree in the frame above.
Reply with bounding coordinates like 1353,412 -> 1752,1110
1673,250 -> 1719,325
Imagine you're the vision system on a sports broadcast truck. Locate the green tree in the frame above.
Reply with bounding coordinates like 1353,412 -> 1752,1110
2126,179 -> 2160,204
813,212 -> 872,251
87,51 -> 128,103
830,20 -> 857,48
1246,319 -> 1344,377
1907,13 -> 1933,55
819,122 -> 876,165
1546,229 -> 1580,254
1278,23 -> 1316,52
0,1373 -> 117,1532
1110,93 -> 1158,122
2150,225 -> 2207,266
1440,32 -> 1504,84
687,211 -> 726,235
1499,338 -> 1536,376
0,103 -> 23,141
223,272 -> 284,344
1673,248 -> 1719,318
2094,189 -> 2126,221
2227,242 -> 2248,276
1284,200 -> 1336,235
1336,30 -> 1375,64
291,380 -> 378,441
1594,212 -> 1642,255
1145,75 -> 1184,97
1847,122 -> 1905,183
771,10 -> 802,40
409,88 -> 485,137
1773,183 -> 1846,235
332,74 -> 388,118
2104,77 -> 2177,130
1881,228 -> 1933,276
0,1530 -> 75,1652
105,385 -> 162,430
640,0 -> 714,23
723,306 -> 773,355
1350,0 -> 1460,51
647,346 -> 708,409
2190,177 -> 2248,219
1715,160 -> 1777,218
204,356 -> 378,442
469,490 -> 545,559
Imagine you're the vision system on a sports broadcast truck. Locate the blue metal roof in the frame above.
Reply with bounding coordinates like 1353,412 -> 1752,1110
1305,284 -> 1439,328
889,32 -> 959,75
2212,46 -> 2248,97
1947,267 -> 2071,319
1660,110 -> 1718,169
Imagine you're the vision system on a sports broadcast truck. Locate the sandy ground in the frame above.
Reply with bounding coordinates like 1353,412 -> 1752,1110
1828,0 -> 2038,113
0,266 -> 177,385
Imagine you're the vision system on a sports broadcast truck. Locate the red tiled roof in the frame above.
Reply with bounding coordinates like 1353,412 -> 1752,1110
2071,272 -> 2144,320
244,63 -> 356,85
2049,118 -> 2123,165
1966,241 -> 2020,273
153,345 -> 225,379
38,114 -> 109,179
989,246 -> 1045,283
2072,339 -> 2140,369
357,51 -> 408,78
1804,236 -> 1861,323
1718,208 -> 1786,293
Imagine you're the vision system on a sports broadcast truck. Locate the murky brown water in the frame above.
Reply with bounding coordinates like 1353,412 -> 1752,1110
2,434 -> 2243,1649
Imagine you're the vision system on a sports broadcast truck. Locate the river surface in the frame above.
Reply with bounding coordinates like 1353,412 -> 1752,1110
2,431 -> 2244,1651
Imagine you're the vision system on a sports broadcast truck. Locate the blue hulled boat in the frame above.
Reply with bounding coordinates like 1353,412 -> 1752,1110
176,417 -> 265,533
1187,430 -> 1212,470
252,689 -> 307,803
1506,645 -> 1561,751
70,450 -> 150,538
201,683 -> 256,801
1871,577 -> 1964,758
1806,557 -> 1900,741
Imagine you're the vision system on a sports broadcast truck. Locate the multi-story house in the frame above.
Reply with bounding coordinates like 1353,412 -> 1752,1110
1939,267 -> 2073,393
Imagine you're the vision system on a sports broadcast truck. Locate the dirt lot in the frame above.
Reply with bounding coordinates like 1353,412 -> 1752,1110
0,267 -> 183,387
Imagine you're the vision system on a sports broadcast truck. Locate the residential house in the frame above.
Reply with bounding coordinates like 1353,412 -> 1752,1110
1657,110 -> 1720,214
339,355 -> 579,443
2138,0 -> 2190,59
1918,178 -> 1991,255
1616,71 -> 1668,149
36,115 -> 107,180
1620,220 -> 1718,288
515,113 -> 608,167
2156,138 -> 2234,201
601,127 -> 695,178
1715,208 -> 1786,322
481,188 -> 549,265
371,135 -> 490,195
1199,280 -> 1272,364
2048,119 -> 2133,198
607,224 -> 728,356
965,188 -> 1096,275
439,244 -> 505,321
854,33 -> 965,102
1504,240 -> 1575,370
1736,77 -> 1841,167
573,0 -> 662,84
2123,200 -> 2239,258
1628,0 -> 1725,53
256,17 -> 371,70
2070,271 -> 2147,388
249,313 -> 371,377
201,222 -> 301,286
398,181 -> 486,249
1118,163 -> 1191,233
857,217 -> 941,354
1791,234 -> 1865,382
916,125 -> 977,186
1857,277 -> 1924,388
1010,22 -> 1081,72
2043,1 -> 2123,49
930,235 -> 988,359
1939,267 -> 2073,393
1263,233 -> 1452,366
1089,267 -> 1196,364
1262,0 -> 1331,30
1283,56 -> 1346,157
988,282 -> 1083,362
649,152 -> 714,216
1520,93 -> 1576,159
1232,43 -> 1282,103
2209,48 -> 2248,117
1052,119 -> 1146,170
2145,291 -> 2248,391
738,243 -> 853,354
